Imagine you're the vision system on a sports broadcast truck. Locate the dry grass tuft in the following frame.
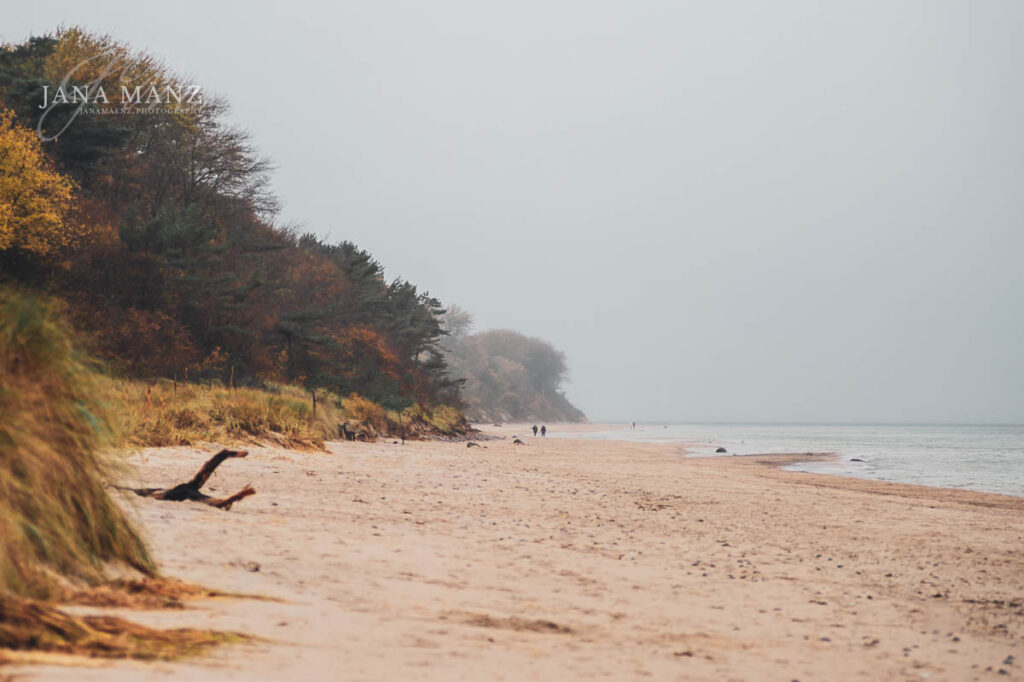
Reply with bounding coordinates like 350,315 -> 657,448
0,594 -> 246,661
400,403 -> 470,438
115,380 -> 471,448
65,578 -> 220,610
0,289 -> 154,599
114,380 -> 342,450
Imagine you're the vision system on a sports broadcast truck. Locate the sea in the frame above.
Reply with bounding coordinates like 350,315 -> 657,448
553,423 -> 1024,498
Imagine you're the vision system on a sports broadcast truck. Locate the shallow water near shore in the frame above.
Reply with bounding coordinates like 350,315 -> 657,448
553,423 -> 1024,497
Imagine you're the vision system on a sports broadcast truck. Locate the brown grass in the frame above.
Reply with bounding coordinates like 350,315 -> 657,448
113,380 -> 342,450
0,288 -> 154,599
65,578 -> 220,610
115,380 -> 471,449
0,594 -> 246,661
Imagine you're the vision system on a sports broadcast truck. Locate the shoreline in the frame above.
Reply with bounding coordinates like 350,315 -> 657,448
7,426 -> 1023,680
534,421 -> 1024,500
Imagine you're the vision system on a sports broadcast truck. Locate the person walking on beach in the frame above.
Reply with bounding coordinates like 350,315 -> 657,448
532,425 -> 538,437
540,425 -> 547,437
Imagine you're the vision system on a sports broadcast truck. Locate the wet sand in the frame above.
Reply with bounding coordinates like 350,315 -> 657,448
9,425 -> 1023,680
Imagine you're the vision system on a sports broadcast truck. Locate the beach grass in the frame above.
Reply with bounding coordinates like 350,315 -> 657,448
113,380 -> 344,450
0,288 -> 154,600
114,380 -> 471,449
0,288 -> 251,665
0,593 -> 247,662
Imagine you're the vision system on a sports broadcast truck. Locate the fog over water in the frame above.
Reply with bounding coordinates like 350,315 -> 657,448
5,1 -> 1023,423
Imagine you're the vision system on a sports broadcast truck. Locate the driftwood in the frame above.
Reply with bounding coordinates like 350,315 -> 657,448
121,449 -> 255,510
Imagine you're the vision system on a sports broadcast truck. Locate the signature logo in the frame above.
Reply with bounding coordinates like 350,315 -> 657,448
36,51 -> 203,142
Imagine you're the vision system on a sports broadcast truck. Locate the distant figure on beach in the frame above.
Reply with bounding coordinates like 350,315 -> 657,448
541,425 -> 547,437
631,421 -> 636,429
532,425 -> 538,436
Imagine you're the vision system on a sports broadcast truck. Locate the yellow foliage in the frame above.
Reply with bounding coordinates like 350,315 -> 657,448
0,109 -> 75,256
45,27 -> 135,85
43,27 -> 200,130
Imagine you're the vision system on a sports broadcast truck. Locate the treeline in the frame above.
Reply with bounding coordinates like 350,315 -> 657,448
441,307 -> 586,423
0,29 -> 458,413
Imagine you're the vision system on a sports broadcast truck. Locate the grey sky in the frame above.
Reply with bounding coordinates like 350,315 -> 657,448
4,1 -> 1022,423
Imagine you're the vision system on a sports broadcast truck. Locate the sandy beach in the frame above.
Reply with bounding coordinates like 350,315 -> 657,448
9,425 -> 1023,681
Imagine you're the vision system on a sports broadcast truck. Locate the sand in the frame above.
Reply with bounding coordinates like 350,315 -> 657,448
8,424 -> 1023,681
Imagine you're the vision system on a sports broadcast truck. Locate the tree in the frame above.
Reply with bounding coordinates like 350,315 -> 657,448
442,327 -> 585,423
0,108 -> 75,258
439,304 -> 473,351
0,28 -> 462,411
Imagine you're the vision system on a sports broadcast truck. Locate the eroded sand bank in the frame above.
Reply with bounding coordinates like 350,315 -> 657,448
11,425 -> 1023,681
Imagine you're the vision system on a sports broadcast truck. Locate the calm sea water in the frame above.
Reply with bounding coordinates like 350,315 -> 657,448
553,423 -> 1024,497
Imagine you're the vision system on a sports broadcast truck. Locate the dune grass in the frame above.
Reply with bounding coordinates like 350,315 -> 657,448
398,402 -> 470,438
115,380 -> 471,449
0,288 -> 251,665
114,380 -> 344,449
0,289 -> 154,600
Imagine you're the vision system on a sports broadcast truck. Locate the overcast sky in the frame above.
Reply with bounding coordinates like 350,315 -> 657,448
4,1 -> 1022,423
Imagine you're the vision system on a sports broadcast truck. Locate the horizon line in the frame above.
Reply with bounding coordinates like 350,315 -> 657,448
589,420 -> 1024,428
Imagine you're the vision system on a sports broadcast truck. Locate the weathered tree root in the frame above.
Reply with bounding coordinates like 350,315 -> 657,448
120,449 -> 255,510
